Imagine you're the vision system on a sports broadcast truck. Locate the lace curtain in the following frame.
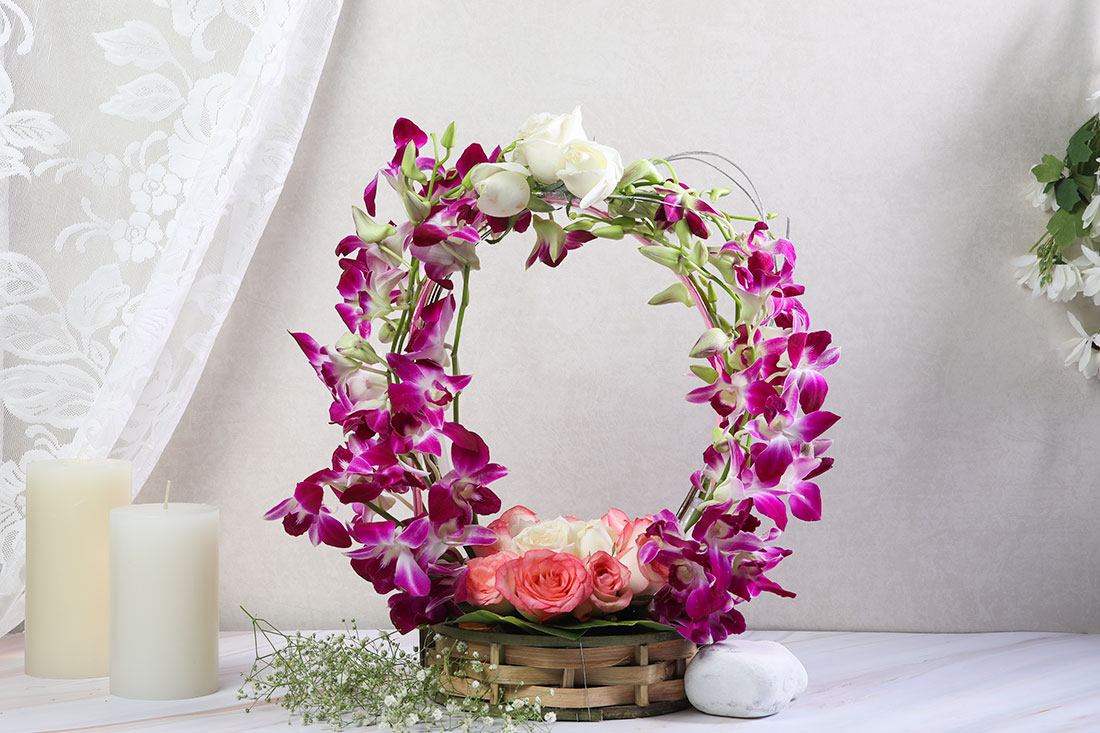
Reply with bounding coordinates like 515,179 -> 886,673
0,0 -> 343,634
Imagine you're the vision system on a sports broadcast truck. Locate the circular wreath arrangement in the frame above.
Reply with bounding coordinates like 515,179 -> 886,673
266,109 -> 841,645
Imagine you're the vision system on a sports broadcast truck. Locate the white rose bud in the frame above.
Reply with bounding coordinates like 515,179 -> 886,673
470,162 -> 531,218
557,140 -> 624,209
512,517 -> 576,554
513,106 -> 587,184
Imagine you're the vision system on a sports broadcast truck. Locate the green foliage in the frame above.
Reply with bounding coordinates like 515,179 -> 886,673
1024,114 -> 1100,287
452,609 -> 674,640
1055,177 -> 1083,211
1031,154 -> 1064,183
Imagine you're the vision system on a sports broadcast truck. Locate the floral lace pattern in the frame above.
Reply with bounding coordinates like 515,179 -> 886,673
0,0 -> 343,633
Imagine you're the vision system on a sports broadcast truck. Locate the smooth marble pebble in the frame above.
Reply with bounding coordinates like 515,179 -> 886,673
685,639 -> 808,718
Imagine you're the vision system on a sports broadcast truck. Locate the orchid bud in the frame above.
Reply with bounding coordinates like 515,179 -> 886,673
674,219 -> 692,248
689,239 -> 708,267
402,190 -> 431,222
647,282 -> 693,307
591,225 -> 623,239
378,322 -> 396,343
440,121 -> 456,149
336,332 -> 382,364
638,245 -> 681,271
352,206 -> 397,243
620,159 -> 662,186
689,328 -> 731,358
400,141 -> 426,183
691,365 -> 720,384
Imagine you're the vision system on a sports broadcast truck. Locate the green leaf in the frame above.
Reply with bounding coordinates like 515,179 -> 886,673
1047,208 -> 1081,248
1074,174 -> 1096,198
526,194 -> 556,213
1055,178 -> 1083,211
1067,121 -> 1095,165
1031,154 -> 1065,183
690,365 -> 719,383
452,609 -> 675,639
452,610 -> 585,639
647,282 -> 693,307
555,618 -> 675,634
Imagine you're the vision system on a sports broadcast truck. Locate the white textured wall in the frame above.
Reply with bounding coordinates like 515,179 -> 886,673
148,0 -> 1100,633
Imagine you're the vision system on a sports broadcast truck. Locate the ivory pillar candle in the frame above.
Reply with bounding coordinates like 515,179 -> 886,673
24,459 -> 131,679
109,503 -> 219,700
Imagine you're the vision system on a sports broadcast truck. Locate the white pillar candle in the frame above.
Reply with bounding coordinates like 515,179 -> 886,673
109,503 -> 219,700
24,459 -> 131,679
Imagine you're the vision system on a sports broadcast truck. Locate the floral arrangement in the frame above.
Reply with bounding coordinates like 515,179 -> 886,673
1015,97 -> 1100,377
266,108 -> 840,646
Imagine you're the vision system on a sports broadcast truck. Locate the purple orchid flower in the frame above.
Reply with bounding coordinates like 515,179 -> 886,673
264,479 -> 351,548
405,295 -> 455,366
408,199 -> 484,285
347,517 -> 434,596
767,331 -> 841,413
427,422 -> 507,531
685,366 -> 775,418
654,182 -> 718,238
386,353 -> 470,414
525,227 -> 595,269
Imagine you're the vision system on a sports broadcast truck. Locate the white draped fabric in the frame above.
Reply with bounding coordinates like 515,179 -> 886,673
0,0 -> 343,634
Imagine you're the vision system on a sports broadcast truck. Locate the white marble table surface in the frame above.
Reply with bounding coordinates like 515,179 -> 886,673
1,630 -> 1098,732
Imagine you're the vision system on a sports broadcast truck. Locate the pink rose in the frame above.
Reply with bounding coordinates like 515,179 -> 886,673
479,505 -> 538,556
495,549 -> 592,623
572,551 -> 633,620
601,508 -> 629,539
616,515 -> 667,596
464,551 -> 518,611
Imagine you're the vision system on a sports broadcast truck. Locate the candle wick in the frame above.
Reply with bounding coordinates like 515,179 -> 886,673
163,479 -> 171,510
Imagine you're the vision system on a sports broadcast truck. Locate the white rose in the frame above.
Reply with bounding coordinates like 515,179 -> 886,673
570,519 -> 615,557
513,106 -> 586,184
470,162 -> 531,218
512,517 -> 576,554
557,140 -> 624,209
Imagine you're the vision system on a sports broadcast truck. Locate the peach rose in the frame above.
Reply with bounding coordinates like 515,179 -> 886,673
616,515 -> 668,596
572,551 -> 633,620
495,549 -> 592,623
464,551 -> 518,611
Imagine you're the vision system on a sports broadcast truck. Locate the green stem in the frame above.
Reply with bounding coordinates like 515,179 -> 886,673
391,261 -> 420,356
450,266 -> 472,423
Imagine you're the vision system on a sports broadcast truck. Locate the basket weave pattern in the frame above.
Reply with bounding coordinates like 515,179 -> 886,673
424,624 -> 697,722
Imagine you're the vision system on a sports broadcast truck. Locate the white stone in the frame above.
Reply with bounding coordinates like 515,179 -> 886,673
685,639 -> 808,718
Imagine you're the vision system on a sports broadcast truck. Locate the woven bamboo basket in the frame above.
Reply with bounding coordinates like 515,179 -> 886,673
421,622 -> 697,722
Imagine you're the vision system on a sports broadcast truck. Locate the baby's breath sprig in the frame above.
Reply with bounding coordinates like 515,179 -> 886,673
237,609 -> 552,732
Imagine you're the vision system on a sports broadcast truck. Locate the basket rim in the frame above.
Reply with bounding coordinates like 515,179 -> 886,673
428,622 -> 687,649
